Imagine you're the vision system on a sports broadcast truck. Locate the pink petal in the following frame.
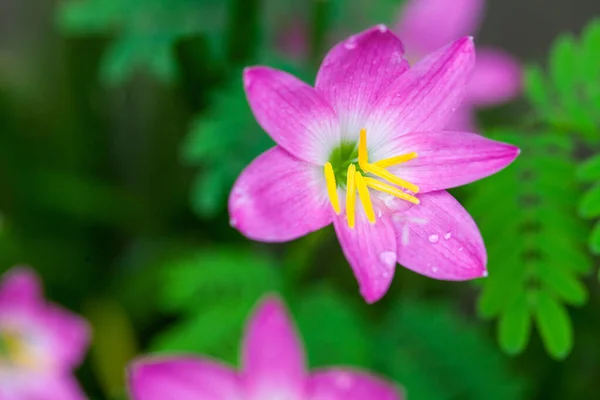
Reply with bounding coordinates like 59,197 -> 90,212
393,190 -> 487,280
243,66 -> 339,164
308,369 -> 403,400
367,37 -> 476,148
43,304 -> 91,369
0,266 -> 42,308
396,0 -> 484,55
333,213 -> 397,303
315,25 -> 409,142
2,375 -> 87,400
128,357 -> 242,400
445,104 -> 477,131
466,47 -> 522,107
375,131 -> 519,193
241,295 -> 306,399
229,146 -> 332,242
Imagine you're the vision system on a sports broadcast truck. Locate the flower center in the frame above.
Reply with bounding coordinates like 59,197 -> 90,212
324,128 -> 419,228
0,327 -> 36,370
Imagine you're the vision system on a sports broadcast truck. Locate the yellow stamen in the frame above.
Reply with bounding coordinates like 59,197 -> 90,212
355,172 -> 376,223
363,162 -> 420,193
346,164 -> 357,229
364,177 -> 420,205
323,162 -> 341,214
358,128 -> 369,170
374,152 -> 418,168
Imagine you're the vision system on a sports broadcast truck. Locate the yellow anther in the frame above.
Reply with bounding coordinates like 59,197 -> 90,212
346,164 -> 357,229
358,128 -> 369,171
364,177 -> 420,205
323,162 -> 341,214
374,152 -> 418,168
355,172 -> 376,224
362,162 -> 419,193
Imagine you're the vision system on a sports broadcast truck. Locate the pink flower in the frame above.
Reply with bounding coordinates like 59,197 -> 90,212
128,295 -> 402,400
0,267 -> 90,400
396,0 -> 522,130
229,25 -> 519,303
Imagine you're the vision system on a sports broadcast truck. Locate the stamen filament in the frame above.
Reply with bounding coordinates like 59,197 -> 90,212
358,128 -> 369,170
374,152 -> 418,168
364,177 -> 420,205
363,162 -> 419,193
346,164 -> 357,229
323,162 -> 341,214
354,172 -> 376,224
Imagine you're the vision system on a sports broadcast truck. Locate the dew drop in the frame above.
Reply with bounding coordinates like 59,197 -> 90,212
379,251 -> 397,267
428,234 -> 439,243
344,38 -> 357,50
431,266 -> 439,273
377,24 -> 387,32
444,231 -> 452,240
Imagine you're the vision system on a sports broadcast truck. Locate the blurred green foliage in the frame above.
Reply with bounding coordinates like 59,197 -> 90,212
0,0 -> 598,399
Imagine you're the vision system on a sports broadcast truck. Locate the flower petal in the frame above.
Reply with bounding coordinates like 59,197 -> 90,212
43,304 -> 91,369
241,295 -> 306,399
375,131 -> 519,193
0,266 -> 42,308
3,375 -> 87,400
244,66 -> 339,164
308,369 -> 403,400
333,212 -> 397,303
315,25 -> 409,142
229,146 -> 332,242
396,0 -> 484,55
128,357 -> 241,400
467,47 -> 522,107
367,37 -> 476,148
393,190 -> 487,280
445,104 -> 477,131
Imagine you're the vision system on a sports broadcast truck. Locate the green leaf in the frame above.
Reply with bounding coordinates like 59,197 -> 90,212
537,262 -> 588,306
589,220 -> 600,254
534,290 -> 573,360
578,154 -> 600,182
498,293 -> 531,355
524,66 -> 553,118
579,183 -> 600,218
294,286 -> 370,368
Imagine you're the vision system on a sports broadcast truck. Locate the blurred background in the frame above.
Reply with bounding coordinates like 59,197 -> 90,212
1,0 -> 600,399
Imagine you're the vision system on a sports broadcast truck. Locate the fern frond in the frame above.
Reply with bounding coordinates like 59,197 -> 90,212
468,130 -> 590,359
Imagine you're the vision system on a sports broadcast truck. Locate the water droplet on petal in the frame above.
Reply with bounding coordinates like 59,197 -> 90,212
344,38 -> 357,49
428,234 -> 439,243
444,232 -> 452,240
431,266 -> 439,273
377,24 -> 387,32
379,251 -> 397,267
458,247 -> 464,252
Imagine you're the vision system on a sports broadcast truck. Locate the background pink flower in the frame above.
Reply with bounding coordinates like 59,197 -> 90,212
128,295 -> 403,400
395,0 -> 522,131
0,267 -> 90,400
